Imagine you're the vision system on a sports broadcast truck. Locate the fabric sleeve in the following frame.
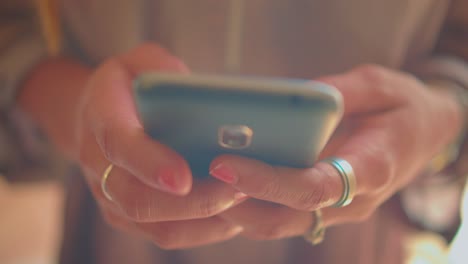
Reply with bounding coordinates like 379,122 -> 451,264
0,4 -> 68,182
0,4 -> 47,111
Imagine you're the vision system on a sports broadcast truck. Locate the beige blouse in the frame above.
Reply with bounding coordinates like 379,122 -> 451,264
57,1 -> 468,264
1,0 -> 468,263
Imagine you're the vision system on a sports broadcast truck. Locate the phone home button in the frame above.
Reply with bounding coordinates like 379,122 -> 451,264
218,125 -> 253,150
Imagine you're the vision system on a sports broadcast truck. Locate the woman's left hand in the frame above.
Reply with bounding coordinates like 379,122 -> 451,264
210,64 -> 464,240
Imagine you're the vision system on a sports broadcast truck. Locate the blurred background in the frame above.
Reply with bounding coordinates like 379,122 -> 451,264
0,1 -> 467,264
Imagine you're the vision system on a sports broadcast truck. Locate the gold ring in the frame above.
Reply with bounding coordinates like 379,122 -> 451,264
101,164 -> 114,201
324,157 -> 357,207
303,209 -> 325,245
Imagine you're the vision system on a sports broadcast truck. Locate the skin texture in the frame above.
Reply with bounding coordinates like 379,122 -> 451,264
18,44 -> 463,249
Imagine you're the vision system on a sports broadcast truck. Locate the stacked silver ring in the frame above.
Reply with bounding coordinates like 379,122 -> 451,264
304,157 -> 357,245
324,157 -> 357,207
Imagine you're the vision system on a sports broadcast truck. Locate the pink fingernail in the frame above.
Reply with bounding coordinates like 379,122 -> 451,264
209,163 -> 237,184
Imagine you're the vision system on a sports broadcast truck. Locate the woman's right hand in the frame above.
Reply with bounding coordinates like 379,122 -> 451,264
73,44 -> 246,248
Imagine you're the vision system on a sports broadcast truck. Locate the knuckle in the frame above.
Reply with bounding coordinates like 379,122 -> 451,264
121,199 -> 151,222
195,196 -> 225,218
151,226 -> 180,250
354,64 -> 387,86
295,188 -> 325,211
365,150 -> 394,192
354,64 -> 407,102
247,177 -> 281,200
295,167 -> 339,211
248,225 -> 288,240
117,179 -> 155,222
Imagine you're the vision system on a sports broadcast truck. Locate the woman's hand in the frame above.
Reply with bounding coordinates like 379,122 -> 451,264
20,44 -> 247,249
77,44 -> 254,248
210,65 -> 464,240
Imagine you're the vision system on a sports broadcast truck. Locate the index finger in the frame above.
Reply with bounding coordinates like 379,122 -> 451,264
209,123 -> 395,211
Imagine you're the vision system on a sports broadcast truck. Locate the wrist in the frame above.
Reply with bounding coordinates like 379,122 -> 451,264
17,57 -> 92,158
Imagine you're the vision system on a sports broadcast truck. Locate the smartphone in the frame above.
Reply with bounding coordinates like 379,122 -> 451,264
133,73 -> 343,177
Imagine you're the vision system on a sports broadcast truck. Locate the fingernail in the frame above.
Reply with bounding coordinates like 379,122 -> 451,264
157,168 -> 188,195
210,163 -> 237,184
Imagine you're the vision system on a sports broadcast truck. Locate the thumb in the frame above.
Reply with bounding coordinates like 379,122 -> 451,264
86,43 -> 192,195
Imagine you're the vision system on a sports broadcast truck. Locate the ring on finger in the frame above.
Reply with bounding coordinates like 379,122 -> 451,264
303,209 -> 325,245
324,157 -> 357,207
101,164 -> 114,201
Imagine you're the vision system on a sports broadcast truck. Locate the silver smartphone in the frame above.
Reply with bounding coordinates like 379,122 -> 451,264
133,73 -> 343,177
